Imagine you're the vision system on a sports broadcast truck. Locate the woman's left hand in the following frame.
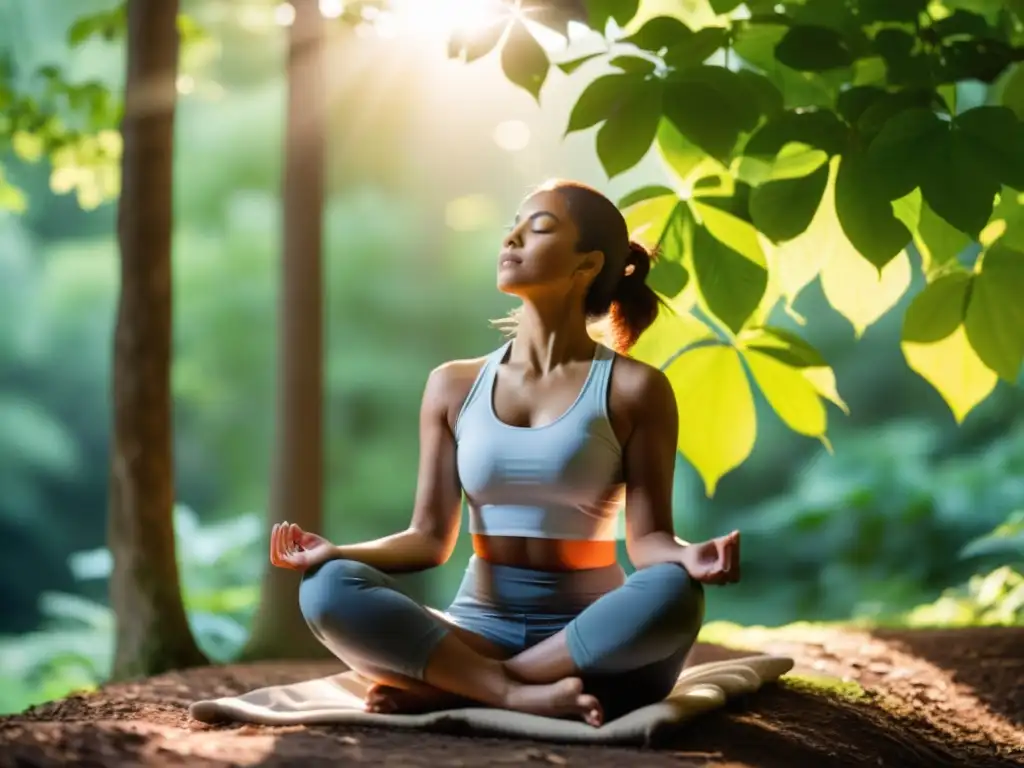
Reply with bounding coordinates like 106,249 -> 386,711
269,522 -> 337,572
679,530 -> 741,585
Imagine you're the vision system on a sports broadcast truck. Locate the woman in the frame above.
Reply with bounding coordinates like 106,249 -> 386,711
268,179 -> 741,727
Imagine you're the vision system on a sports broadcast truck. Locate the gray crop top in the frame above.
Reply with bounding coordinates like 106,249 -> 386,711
454,340 -> 624,541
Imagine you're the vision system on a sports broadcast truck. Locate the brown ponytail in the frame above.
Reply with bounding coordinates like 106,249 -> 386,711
606,240 -> 659,352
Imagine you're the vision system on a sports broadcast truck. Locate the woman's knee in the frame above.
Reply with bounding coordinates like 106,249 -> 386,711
632,562 -> 705,636
298,558 -> 381,630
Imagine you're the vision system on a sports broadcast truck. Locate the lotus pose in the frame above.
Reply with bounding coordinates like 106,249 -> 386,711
269,180 -> 741,727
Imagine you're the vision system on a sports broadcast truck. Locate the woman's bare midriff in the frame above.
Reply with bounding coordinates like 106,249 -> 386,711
471,534 -> 617,571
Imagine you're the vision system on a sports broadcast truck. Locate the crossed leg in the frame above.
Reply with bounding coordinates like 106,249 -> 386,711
299,559 -> 603,723
299,559 -> 703,725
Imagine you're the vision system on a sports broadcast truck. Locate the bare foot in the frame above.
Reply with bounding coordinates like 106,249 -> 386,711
505,677 -> 604,727
364,683 -> 468,714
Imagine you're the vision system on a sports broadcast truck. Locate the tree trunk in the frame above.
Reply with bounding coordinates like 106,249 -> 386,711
241,0 -> 330,661
108,0 -> 208,680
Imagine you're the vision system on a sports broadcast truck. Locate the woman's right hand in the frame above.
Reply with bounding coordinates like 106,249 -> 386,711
269,521 -> 337,572
679,530 -> 741,586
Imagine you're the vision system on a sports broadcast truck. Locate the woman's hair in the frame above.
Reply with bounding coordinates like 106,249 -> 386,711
499,179 -> 661,353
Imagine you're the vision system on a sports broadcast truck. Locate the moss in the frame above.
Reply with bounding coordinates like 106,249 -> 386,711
784,673 -> 869,702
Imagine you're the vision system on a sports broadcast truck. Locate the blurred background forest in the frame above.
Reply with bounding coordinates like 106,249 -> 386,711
1,0 -> 1023,716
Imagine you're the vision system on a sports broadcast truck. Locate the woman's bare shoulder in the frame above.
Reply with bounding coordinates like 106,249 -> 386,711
423,353 -> 493,426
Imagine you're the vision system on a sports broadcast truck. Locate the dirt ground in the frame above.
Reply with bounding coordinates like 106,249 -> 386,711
1,625 -> 1021,768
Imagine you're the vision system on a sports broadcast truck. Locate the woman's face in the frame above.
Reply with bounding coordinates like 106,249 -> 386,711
496,190 -> 604,299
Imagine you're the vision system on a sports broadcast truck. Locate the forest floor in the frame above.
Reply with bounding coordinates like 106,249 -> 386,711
0,625 -> 1021,768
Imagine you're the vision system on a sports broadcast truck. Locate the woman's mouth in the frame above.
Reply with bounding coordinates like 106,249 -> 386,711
499,254 -> 522,268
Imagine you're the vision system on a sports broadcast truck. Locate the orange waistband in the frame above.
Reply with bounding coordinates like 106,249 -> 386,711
471,534 -> 617,570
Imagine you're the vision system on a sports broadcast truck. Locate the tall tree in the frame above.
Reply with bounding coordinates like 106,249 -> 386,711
242,0 -> 330,660
108,0 -> 208,679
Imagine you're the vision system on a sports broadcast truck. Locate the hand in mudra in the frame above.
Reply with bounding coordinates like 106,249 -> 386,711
269,521 -> 336,572
680,530 -> 741,585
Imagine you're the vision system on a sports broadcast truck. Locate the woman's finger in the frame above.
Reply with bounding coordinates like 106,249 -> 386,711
269,523 -> 281,566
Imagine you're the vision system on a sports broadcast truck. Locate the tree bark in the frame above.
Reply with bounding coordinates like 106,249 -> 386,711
241,0 -> 331,660
108,0 -> 208,679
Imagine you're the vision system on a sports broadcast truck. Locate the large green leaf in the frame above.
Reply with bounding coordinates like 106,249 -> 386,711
867,108 -> 945,200
740,326 -> 849,413
500,20 -> 550,100
834,150 -> 912,269
963,243 -> 1024,382
584,0 -> 640,30
750,164 -> 829,242
901,274 -> 998,423
566,74 -> 638,133
630,305 -> 715,369
663,66 -> 764,162
744,109 -> 849,157
743,347 -> 828,443
919,119 -> 1004,236
623,15 -> 691,52
664,342 -> 756,496
663,27 -> 729,70
775,25 -> 855,72
1001,64 -> 1024,120
655,118 -> 706,184
956,106 -> 1024,191
689,203 -> 768,334
596,80 -> 662,177
892,189 -> 971,278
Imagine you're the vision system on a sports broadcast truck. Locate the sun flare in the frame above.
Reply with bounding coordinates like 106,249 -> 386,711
378,0 -> 512,42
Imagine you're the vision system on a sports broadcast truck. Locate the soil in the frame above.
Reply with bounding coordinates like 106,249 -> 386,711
1,626 -> 1021,768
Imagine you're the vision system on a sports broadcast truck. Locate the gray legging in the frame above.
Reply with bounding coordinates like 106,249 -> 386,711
299,555 -> 704,719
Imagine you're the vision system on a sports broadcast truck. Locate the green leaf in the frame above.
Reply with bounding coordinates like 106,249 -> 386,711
735,141 -> 829,185
710,0 -> 744,13
648,258 -> 690,298
689,204 -> 768,334
500,21 -> 549,100
743,348 -> 828,442
618,185 -> 675,209
663,28 -> 728,70
932,9 -> 993,38
11,131 -> 44,163
596,81 -> 662,177
744,109 -> 849,157
920,129 -> 1001,237
565,74 -> 635,133
735,69 -> 785,119
857,0 -> 929,23
585,0 -> 640,31
631,305 -> 715,370
665,343 -> 756,496
623,15 -> 692,52
655,118 -> 706,184
892,189 -> 971,278
867,108 -> 945,200
609,55 -> 656,74
775,25 -> 855,72
902,290 -> 998,424
740,326 -> 827,367
556,52 -> 604,73
1001,64 -> 1024,120
902,272 -> 973,344
964,243 -> 1024,382
750,163 -> 829,242
798,159 -> 912,335
663,66 -> 763,161
956,106 -> 1024,190
835,150 -> 912,269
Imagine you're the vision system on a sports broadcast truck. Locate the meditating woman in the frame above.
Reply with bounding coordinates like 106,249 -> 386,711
268,179 -> 741,727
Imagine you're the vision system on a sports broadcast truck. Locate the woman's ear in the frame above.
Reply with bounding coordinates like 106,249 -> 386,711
575,249 -> 605,283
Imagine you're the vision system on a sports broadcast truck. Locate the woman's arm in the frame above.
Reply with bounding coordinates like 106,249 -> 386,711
327,362 -> 469,573
617,364 -> 691,570
617,362 -> 741,584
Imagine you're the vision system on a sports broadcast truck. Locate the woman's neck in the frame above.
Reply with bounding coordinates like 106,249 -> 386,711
508,300 -> 594,373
